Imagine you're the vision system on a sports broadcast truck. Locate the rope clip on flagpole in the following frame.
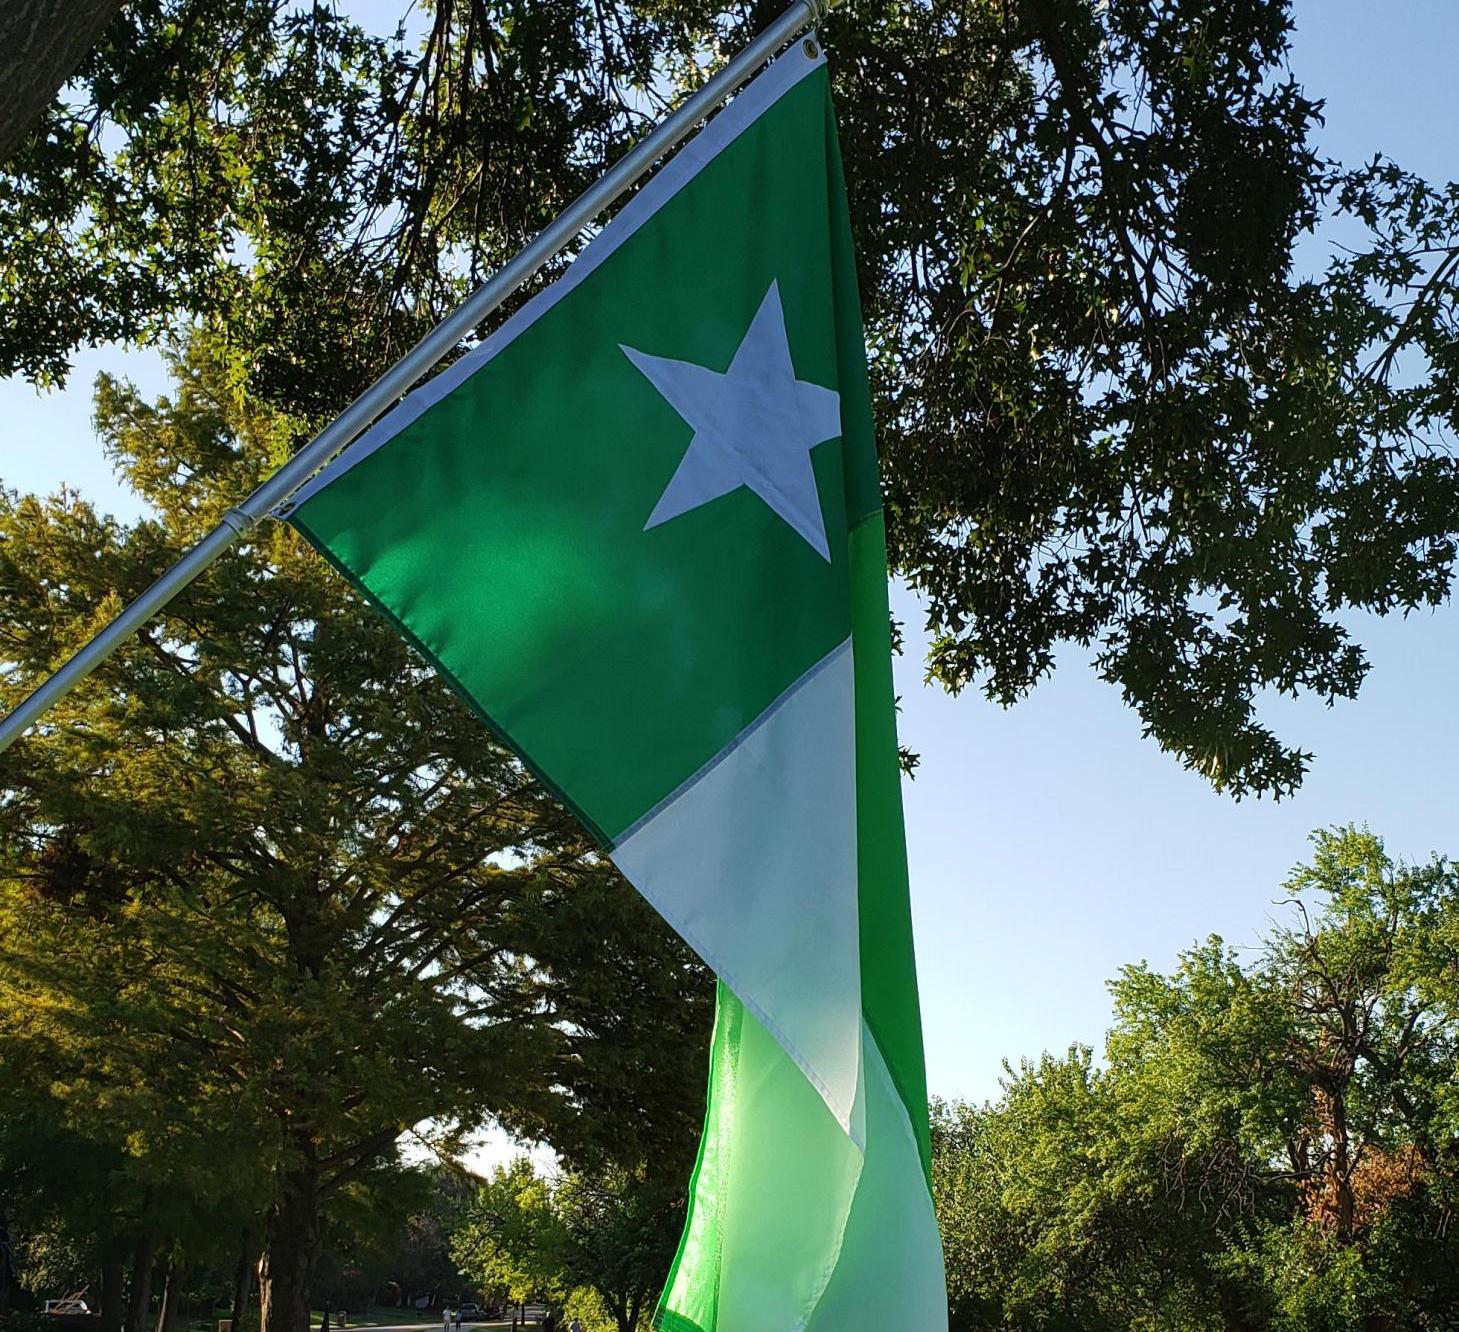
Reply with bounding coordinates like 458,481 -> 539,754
0,0 -> 838,758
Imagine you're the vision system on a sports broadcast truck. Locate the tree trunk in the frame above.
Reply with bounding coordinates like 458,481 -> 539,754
155,1256 -> 189,1332
100,1258 -> 125,1332
230,1232 -> 258,1331
0,1211 -> 15,1315
1331,1092 -> 1357,1239
0,0 -> 126,163
258,1162 -> 322,1332
153,1260 -> 171,1332
125,1232 -> 157,1332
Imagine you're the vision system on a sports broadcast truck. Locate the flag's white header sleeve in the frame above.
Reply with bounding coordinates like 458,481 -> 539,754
282,37 -> 827,514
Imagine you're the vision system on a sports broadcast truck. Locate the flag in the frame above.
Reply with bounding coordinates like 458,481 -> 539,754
285,36 -> 946,1331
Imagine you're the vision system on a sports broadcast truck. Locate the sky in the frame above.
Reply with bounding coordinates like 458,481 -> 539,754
0,0 -> 1455,1126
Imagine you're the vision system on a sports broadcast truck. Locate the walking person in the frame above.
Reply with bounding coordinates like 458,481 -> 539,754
567,1319 -> 582,1332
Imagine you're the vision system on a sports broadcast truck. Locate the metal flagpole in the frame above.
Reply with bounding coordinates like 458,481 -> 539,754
0,0 -> 836,756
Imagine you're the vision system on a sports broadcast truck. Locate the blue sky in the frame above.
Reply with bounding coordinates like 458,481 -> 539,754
0,0 -> 1455,1109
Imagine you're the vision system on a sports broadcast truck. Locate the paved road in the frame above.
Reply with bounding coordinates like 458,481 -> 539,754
347,1313 -> 536,1324
347,1322 -> 537,1331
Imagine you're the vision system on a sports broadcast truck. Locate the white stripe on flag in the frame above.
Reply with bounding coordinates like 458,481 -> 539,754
611,637 -> 864,1141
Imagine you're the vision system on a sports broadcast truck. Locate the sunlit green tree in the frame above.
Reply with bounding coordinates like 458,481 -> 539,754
453,1158 -> 680,1332
0,337 -> 710,1332
933,828 -> 1459,1331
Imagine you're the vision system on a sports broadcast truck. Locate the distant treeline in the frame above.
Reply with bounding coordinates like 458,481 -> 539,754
933,828 -> 1459,1331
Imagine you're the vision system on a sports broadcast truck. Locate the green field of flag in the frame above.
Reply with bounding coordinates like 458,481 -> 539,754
287,37 -> 947,1331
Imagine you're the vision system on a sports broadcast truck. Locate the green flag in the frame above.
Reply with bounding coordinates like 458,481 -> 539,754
286,37 -> 946,1330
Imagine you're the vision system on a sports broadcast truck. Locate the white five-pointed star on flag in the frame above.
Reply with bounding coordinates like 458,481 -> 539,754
621,281 -> 843,561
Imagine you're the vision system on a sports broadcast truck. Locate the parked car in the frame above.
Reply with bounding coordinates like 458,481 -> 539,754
456,1305 -> 483,1323
44,1302 -> 92,1316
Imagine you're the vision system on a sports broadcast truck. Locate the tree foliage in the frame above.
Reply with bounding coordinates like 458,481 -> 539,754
932,827 -> 1459,1331
453,1158 -> 681,1332
452,1160 -> 565,1313
0,337 -> 711,1332
2,0 -> 1457,794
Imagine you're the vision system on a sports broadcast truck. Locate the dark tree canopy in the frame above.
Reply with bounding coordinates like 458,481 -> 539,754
1,0 -> 1456,796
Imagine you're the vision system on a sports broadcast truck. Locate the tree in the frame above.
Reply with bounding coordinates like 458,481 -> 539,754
453,1159 -> 682,1332
1111,831 -> 1459,1258
363,1167 -> 472,1307
0,0 -> 124,163
0,1105 -> 133,1321
0,942 -> 269,1332
549,1168 -> 684,1332
932,1052 -> 1229,1330
931,827 -> 1459,1331
311,1160 -> 450,1315
0,335 -> 712,1332
452,1161 -> 566,1316
2,0 -> 1457,795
